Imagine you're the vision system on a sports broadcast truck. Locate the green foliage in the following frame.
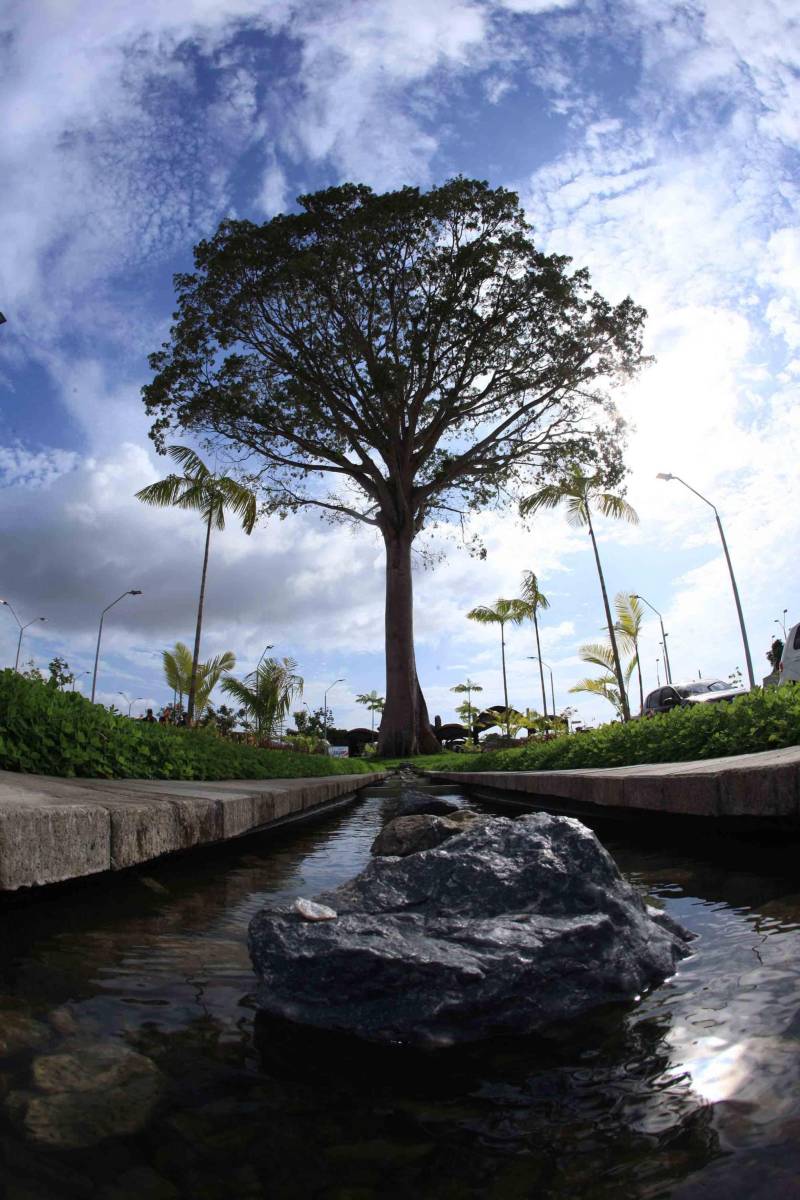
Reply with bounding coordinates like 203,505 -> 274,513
162,642 -> 236,714
0,671 -> 370,780
135,445 -> 257,534
221,657 -> 303,737
293,706 -> 332,738
448,686 -> 800,773
47,656 -> 74,690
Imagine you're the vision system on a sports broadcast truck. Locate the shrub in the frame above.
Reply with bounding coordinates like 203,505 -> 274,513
450,685 -> 800,773
0,671 -> 371,780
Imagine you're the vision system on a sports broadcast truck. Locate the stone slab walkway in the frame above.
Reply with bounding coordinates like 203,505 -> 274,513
434,746 -> 800,826
0,771 -> 384,892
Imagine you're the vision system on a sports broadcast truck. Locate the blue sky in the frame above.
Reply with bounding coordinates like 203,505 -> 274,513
1,0 -> 798,728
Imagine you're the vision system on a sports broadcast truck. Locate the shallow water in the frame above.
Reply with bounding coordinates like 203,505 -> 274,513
0,792 -> 799,1199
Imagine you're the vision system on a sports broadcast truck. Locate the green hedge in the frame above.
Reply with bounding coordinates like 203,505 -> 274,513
450,685 -> 800,773
0,671 -> 372,780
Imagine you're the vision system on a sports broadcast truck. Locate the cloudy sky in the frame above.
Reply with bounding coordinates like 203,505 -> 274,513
1,0 -> 798,730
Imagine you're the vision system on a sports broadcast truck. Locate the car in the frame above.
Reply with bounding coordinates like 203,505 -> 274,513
642,680 -> 748,716
779,622 -> 800,684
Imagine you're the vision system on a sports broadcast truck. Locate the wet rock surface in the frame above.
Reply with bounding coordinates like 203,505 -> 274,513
249,813 -> 693,1047
393,789 -> 461,818
371,812 -> 478,857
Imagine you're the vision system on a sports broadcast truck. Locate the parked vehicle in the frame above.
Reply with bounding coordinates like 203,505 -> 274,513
643,680 -> 748,716
779,623 -> 800,684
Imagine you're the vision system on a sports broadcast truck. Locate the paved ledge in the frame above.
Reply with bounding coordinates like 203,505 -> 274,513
433,746 -> 800,827
0,771 -> 384,892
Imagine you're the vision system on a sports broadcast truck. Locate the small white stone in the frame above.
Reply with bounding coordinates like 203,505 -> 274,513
293,897 -> 337,922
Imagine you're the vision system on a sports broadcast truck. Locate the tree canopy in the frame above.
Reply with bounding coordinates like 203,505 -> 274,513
143,177 -> 648,754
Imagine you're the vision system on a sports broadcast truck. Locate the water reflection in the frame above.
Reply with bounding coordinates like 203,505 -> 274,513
0,794 -> 798,1198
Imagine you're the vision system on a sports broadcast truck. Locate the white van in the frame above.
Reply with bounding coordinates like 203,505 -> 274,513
779,622 -> 800,684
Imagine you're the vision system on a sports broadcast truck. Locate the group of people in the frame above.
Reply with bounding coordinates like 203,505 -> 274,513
137,706 -> 189,726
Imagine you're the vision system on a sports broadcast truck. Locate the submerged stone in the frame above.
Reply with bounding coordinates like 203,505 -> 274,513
249,813 -> 693,1048
17,1041 -> 164,1148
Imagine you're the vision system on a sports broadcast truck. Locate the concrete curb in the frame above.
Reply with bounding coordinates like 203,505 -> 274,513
0,771 -> 385,891
431,745 -> 800,826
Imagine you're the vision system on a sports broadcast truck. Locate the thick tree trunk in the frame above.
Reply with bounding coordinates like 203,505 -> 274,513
586,514 -> 631,722
378,527 -> 439,756
187,509 -> 213,723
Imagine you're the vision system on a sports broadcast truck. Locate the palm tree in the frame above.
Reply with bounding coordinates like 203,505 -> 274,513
221,657 -> 303,740
356,690 -> 385,733
136,446 -> 257,721
466,600 -> 528,737
614,592 -> 644,715
520,468 -> 638,721
518,570 -> 550,718
162,642 -> 236,718
569,638 -> 637,721
450,679 -> 483,737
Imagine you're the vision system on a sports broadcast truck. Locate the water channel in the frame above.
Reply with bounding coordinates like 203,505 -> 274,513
1,786 -> 799,1199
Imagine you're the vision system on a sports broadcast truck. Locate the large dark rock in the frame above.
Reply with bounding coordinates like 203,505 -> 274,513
371,812 -> 478,857
394,788 -> 460,818
248,814 -> 692,1048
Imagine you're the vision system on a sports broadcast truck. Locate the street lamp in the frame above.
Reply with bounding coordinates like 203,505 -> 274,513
775,611 -> 788,639
71,669 -> 91,691
323,678 -> 344,741
256,643 -> 274,671
656,473 -> 754,689
91,590 -> 142,703
631,594 -> 672,684
527,656 -> 555,718
1,600 -> 47,671
118,692 -> 144,717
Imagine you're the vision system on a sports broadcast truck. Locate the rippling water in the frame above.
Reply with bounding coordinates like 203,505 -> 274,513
1,791 -> 799,1199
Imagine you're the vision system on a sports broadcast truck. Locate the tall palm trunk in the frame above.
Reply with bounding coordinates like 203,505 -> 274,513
586,511 -> 630,722
634,636 -> 644,714
500,620 -> 510,737
188,508 -> 213,722
532,606 -> 547,718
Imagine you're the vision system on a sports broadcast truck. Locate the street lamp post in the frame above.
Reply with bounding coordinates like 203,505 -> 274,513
323,678 -> 344,742
71,670 -> 91,691
527,656 -> 555,719
631,594 -> 672,684
256,643 -> 274,671
118,692 -> 144,717
1,600 -> 47,671
91,590 -> 142,704
657,473 -> 754,689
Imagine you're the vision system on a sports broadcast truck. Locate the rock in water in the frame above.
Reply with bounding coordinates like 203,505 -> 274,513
394,789 -> 460,818
371,813 -> 478,857
248,813 -> 693,1047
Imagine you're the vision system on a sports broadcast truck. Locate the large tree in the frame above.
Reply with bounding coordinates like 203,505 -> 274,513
143,178 -> 648,755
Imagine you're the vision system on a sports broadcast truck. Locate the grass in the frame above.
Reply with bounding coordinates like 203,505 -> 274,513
0,670 -> 374,781
420,685 -> 800,774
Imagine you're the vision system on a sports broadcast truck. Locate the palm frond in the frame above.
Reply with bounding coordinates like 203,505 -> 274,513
216,477 -> 258,534
520,570 -> 550,610
135,476 -> 186,507
598,493 -> 639,524
519,484 -> 565,518
167,445 -> 210,479
564,494 -> 589,528
578,641 -> 617,672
